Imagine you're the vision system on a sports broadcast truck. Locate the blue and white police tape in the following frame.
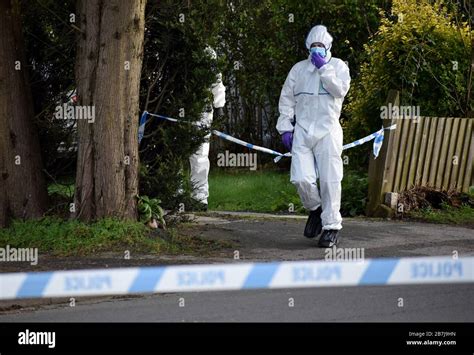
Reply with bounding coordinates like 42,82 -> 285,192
212,130 -> 290,161
138,111 -> 179,144
1,256 -> 472,300
137,111 -> 149,143
138,110 -> 396,161
138,111 -> 290,160
146,111 -> 179,124
342,124 -> 396,159
273,124 -> 397,162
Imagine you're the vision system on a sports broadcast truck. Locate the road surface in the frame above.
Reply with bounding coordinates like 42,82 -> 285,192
1,214 -> 473,322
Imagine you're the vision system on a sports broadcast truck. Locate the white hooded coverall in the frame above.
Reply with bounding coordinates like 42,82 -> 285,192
276,25 -> 351,230
190,73 -> 226,205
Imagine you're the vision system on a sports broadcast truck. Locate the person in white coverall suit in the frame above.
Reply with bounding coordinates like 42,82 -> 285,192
276,25 -> 350,247
189,47 -> 226,210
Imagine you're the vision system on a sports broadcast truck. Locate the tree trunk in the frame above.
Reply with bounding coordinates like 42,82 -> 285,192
0,0 -> 48,228
74,0 -> 146,221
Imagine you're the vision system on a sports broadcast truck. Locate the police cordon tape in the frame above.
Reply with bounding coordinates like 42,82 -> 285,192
1,256 -> 472,300
138,111 -> 397,161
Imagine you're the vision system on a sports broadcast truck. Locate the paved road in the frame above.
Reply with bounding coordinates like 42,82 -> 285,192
1,215 -> 473,322
1,284 -> 473,322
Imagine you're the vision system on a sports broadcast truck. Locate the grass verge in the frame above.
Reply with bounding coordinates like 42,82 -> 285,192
0,217 -> 230,257
208,169 -> 368,216
208,170 -> 303,213
407,204 -> 474,226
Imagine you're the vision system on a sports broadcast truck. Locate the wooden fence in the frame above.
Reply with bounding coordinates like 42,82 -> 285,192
366,90 -> 474,216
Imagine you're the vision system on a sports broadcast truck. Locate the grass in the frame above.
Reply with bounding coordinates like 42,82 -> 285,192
208,170 -> 304,213
45,170 -> 368,216
0,217 -> 229,257
208,170 -> 473,225
3,170 -> 368,256
407,203 -> 474,226
208,169 -> 368,216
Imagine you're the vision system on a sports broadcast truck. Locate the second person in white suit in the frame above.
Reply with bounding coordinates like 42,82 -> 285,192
189,47 -> 226,211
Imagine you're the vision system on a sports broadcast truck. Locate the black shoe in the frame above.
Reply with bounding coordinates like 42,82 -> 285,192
304,207 -> 322,238
318,229 -> 339,248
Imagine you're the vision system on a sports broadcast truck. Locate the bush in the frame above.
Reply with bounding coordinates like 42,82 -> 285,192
218,0 -> 389,157
341,171 -> 368,216
346,0 -> 472,166
138,0 -> 226,209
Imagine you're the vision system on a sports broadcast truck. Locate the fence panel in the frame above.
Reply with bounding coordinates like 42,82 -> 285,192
366,90 -> 473,216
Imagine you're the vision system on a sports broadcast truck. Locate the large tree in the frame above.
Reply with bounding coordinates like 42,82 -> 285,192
74,0 -> 147,221
0,0 -> 48,228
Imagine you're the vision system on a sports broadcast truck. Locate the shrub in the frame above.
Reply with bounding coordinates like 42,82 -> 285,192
346,0 -> 472,166
341,171 -> 368,216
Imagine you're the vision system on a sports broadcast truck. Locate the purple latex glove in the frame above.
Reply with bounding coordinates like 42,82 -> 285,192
281,131 -> 293,151
311,51 -> 326,69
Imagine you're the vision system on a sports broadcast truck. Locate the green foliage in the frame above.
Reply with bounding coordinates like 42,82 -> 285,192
209,170 -> 299,213
21,1 -> 471,221
22,0 -> 77,179
0,217 -> 232,256
217,0 -> 389,160
209,170 -> 367,216
21,1 -> 390,212
137,195 -> 166,228
139,0 -> 227,208
347,0 -> 473,165
0,218 -> 160,256
341,171 -> 368,216
271,189 -> 306,214
408,204 -> 474,226
47,182 -> 74,198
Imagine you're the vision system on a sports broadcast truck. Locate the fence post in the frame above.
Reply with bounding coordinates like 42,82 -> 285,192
366,90 -> 399,217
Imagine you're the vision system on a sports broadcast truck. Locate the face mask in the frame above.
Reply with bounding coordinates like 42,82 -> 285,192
310,46 -> 326,58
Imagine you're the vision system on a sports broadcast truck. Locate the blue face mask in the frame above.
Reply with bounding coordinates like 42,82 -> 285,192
310,46 -> 326,58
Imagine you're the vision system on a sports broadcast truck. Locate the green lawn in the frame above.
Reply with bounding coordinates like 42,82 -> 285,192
208,170 -> 303,213
208,169 -> 368,216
